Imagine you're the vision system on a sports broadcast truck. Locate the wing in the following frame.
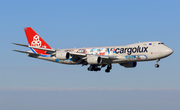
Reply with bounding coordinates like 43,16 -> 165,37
70,52 -> 118,59
69,52 -> 121,64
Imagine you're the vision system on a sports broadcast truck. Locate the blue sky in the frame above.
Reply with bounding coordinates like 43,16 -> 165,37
0,0 -> 180,110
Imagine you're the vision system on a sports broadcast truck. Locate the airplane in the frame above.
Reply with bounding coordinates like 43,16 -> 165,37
12,27 -> 173,73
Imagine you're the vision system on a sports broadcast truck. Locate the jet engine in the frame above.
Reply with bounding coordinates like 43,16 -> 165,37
55,52 -> 70,60
87,56 -> 102,64
120,62 -> 137,68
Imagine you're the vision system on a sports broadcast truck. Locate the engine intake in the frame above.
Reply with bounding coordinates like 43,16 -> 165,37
55,52 -> 70,60
120,62 -> 137,68
87,56 -> 102,64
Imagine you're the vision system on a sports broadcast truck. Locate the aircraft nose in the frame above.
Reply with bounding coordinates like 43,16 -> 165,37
163,47 -> 173,56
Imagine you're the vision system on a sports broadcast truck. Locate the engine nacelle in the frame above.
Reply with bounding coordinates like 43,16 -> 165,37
120,62 -> 137,68
87,56 -> 102,64
55,52 -> 70,60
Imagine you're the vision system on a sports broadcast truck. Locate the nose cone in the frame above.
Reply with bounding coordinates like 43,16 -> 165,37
162,46 -> 173,57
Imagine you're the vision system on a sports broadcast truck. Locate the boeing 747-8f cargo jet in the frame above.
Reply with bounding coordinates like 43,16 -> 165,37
12,27 -> 173,73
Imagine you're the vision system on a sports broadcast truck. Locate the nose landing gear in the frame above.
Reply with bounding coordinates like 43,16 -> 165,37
155,59 -> 160,68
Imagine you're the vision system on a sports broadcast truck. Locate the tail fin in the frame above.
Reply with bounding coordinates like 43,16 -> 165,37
24,27 -> 52,54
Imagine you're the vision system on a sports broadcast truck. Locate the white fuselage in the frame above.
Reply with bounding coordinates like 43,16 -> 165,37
33,41 -> 173,65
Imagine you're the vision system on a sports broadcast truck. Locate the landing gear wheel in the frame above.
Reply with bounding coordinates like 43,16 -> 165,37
94,68 -> 101,71
87,67 -> 91,71
87,65 -> 101,72
105,69 -> 110,73
97,68 -> 101,71
107,64 -> 112,69
155,59 -> 160,68
108,64 -> 112,70
155,64 -> 159,68
87,65 -> 94,71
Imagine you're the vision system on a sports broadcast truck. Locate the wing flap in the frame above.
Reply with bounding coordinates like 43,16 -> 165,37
100,55 -> 118,59
69,52 -> 120,60
69,52 -> 86,56
69,52 -> 118,59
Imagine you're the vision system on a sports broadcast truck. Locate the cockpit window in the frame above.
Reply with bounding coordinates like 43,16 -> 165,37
158,42 -> 164,45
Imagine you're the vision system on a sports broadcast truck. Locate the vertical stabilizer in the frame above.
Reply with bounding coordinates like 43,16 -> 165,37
24,27 -> 52,54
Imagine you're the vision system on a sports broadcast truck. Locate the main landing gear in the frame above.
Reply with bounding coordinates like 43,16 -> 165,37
155,59 -> 160,68
105,64 -> 112,73
88,65 -> 101,71
87,64 -> 112,73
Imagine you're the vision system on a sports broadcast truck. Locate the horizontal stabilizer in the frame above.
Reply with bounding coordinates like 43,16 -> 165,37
12,42 -> 29,47
12,42 -> 56,52
12,49 -> 40,55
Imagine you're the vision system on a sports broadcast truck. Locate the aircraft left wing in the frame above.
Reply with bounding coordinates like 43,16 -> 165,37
68,52 -> 120,64
69,52 -> 118,59
100,55 -> 118,59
